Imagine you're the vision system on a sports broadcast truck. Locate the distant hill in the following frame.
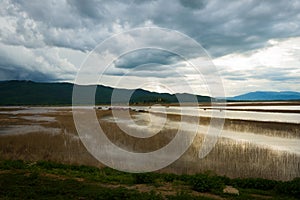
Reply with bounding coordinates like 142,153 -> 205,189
0,80 -> 211,105
228,91 -> 300,101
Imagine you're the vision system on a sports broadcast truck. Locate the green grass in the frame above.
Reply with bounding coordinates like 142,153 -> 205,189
0,160 -> 299,200
0,172 -> 163,200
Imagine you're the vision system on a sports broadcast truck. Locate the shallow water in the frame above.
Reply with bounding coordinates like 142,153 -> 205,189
148,106 -> 300,123
217,126 -> 300,154
0,106 -> 299,180
3,104 -> 299,123
93,105 -> 300,123
21,115 -> 56,122
102,112 -> 300,155
200,105 -> 300,110
0,125 -> 60,136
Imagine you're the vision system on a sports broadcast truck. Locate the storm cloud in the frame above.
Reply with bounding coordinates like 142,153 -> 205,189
0,0 -> 299,95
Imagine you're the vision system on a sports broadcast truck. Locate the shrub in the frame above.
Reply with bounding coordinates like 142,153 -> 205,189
231,178 -> 277,190
275,177 -> 300,197
191,174 -> 210,192
134,173 -> 157,184
190,173 -> 225,193
0,160 -> 26,169
161,173 -> 178,182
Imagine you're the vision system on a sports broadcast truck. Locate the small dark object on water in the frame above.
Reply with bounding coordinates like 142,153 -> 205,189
138,110 -> 147,113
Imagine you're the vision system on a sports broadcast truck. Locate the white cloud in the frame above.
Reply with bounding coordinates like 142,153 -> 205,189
0,43 -> 81,81
213,37 -> 300,96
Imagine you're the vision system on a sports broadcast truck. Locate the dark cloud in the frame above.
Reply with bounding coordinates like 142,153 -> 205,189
220,70 -> 249,81
70,0 -> 106,19
0,65 -> 57,81
104,49 -> 186,78
11,0 -> 80,28
0,0 -> 299,94
2,0 -> 300,55
113,49 -> 182,69
179,0 -> 206,9
105,61 -> 184,78
246,67 -> 300,82
220,66 -> 300,83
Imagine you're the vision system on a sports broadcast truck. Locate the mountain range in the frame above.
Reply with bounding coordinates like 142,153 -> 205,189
227,91 -> 300,101
0,81 -> 299,105
0,80 -> 211,105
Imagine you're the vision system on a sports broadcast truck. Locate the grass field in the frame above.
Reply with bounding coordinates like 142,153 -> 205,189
0,159 -> 299,199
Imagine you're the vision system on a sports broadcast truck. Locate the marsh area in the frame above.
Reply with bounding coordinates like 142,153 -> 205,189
0,102 -> 299,181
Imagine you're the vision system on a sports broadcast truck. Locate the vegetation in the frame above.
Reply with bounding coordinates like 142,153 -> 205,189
190,173 -> 226,193
0,160 -> 299,199
0,80 -> 211,105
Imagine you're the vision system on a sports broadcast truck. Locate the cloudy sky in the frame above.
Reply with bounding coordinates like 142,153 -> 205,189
0,0 -> 300,96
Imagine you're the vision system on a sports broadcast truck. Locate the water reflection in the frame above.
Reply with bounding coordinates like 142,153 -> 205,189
103,112 -> 300,154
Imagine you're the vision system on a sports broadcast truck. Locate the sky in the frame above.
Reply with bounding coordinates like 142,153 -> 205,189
0,0 -> 300,96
